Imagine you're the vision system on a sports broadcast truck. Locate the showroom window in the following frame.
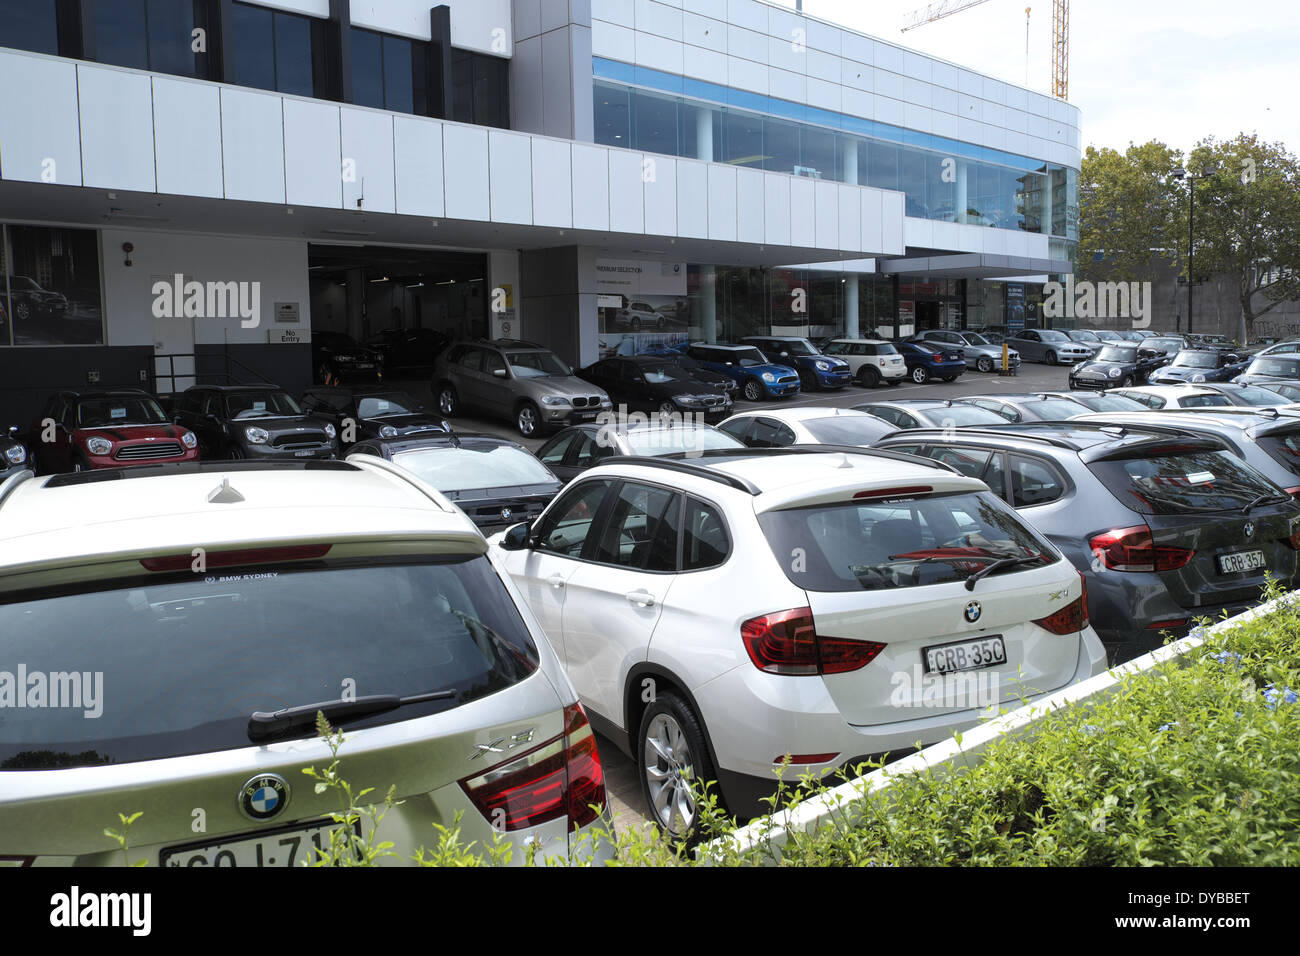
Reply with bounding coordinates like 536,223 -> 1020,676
229,1 -> 330,99
0,224 -> 104,348
451,49 -> 508,127
351,27 -> 427,114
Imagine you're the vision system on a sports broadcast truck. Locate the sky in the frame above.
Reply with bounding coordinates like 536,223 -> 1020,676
770,0 -> 1300,159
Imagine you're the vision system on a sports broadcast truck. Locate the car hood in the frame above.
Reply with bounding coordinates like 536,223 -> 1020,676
74,424 -> 186,441
230,415 -> 333,435
1073,359 -> 1134,375
965,344 -> 1019,358
526,377 -> 610,399
362,413 -> 450,436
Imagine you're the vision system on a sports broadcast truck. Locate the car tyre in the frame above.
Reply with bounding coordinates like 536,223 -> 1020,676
1120,376 -> 1134,388
436,384 -> 459,417
857,365 -> 880,388
977,356 -> 994,373
1046,350 -> 1058,365
638,691 -> 718,844
630,316 -> 641,332
799,369 -> 818,392
228,445 -> 245,460
911,366 -> 929,384
941,375 -> 958,383
656,316 -> 666,330
516,401 -> 541,438
658,401 -> 677,415
742,379 -> 764,402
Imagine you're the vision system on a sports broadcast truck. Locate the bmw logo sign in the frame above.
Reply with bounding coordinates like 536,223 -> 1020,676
964,600 -> 982,624
239,773 -> 290,821
500,507 -> 513,522
1243,521 -> 1255,539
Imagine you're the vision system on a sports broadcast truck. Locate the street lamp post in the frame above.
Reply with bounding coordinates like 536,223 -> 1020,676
1171,165 -> 1217,335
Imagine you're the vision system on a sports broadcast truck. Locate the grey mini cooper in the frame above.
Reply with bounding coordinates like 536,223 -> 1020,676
434,340 -> 612,438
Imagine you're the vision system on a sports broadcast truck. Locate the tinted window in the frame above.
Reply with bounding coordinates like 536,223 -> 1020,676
352,28 -> 427,114
452,50 -> 509,127
1179,394 -> 1231,408
231,2 -> 323,97
928,446 -> 995,479
802,416 -> 893,445
1089,450 -> 1283,515
0,0 -> 59,54
718,418 -> 753,442
748,419 -> 797,447
0,555 -> 539,768
356,393 -> 420,417
1010,456 -> 1066,507
535,480 -> 611,557
681,498 -> 729,571
591,482 -> 679,571
758,491 -> 1055,593
537,432 -> 575,464
93,0 -> 148,70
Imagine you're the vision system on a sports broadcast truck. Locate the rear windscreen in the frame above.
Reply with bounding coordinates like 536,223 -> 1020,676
0,555 -> 539,770
1256,431 -> 1300,477
757,491 -> 1056,593
1087,450 -> 1284,514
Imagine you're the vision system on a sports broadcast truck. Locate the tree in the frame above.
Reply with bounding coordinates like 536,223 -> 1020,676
1078,141 -> 1184,285
1183,134 -> 1300,342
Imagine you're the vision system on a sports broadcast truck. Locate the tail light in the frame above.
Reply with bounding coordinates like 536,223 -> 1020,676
741,607 -> 886,676
459,702 -> 606,832
1089,525 -> 1194,572
1034,570 -> 1090,635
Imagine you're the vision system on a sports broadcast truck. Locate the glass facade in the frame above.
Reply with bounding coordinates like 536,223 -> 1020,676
351,27 -> 427,114
452,50 -> 510,128
593,57 -> 1079,242
230,2 -> 329,99
0,0 -> 60,55
92,0 -> 208,78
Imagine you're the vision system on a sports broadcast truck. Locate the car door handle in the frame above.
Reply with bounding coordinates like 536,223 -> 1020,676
548,574 -> 566,590
626,589 -> 655,608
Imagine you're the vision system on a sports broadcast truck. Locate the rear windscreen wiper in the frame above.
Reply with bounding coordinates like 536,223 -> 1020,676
248,690 -> 456,742
1241,492 -> 1290,515
964,556 -> 1042,591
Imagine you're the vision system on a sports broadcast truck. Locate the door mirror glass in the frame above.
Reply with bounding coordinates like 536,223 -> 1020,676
492,368 -> 508,378
498,522 -> 532,551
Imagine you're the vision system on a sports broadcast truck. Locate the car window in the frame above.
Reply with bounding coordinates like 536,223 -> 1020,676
748,418 -> 796,447
591,482 -> 680,572
537,432 -> 575,464
802,416 -> 893,445
681,498 -> 730,571
573,433 -> 610,467
1180,394 -> 1231,408
929,446 -> 995,479
458,347 -> 484,373
983,451 -> 1008,500
483,350 -> 507,376
1089,449 -> 1283,515
1010,456 -> 1066,507
718,418 -> 754,443
534,479 -> 612,558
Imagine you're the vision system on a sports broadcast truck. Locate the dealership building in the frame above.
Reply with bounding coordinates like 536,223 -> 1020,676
0,0 -> 1080,421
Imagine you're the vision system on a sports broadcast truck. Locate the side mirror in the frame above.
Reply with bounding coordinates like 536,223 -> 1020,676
499,521 -> 532,551
492,368 -> 508,378
1227,354 -> 1240,363
7,425 -> 17,438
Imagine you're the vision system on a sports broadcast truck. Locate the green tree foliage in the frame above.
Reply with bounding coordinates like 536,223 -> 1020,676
1078,141 -> 1184,284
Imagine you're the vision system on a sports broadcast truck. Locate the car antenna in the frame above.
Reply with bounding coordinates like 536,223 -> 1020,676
208,477 -> 245,504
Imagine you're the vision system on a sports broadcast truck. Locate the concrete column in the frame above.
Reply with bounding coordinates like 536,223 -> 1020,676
841,137 -> 859,185
695,106 -> 714,163
956,160 -> 969,225
843,273 -> 859,339
697,266 -> 717,342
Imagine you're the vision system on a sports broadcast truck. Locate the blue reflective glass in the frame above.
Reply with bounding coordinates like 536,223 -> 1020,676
0,0 -> 59,54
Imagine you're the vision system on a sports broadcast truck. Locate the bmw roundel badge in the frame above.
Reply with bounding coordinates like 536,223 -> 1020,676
1243,521 -> 1255,539
239,773 -> 290,821
501,507 -> 513,522
964,600 -> 982,624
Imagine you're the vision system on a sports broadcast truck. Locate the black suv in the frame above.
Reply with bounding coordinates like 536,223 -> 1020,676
172,385 -> 339,461
300,387 -> 450,450
312,331 -> 384,384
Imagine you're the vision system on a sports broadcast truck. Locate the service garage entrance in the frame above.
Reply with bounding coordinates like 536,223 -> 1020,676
308,244 -> 488,354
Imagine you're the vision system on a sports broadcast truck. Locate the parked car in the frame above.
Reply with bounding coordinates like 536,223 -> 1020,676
821,338 -> 908,387
1041,391 -> 1147,413
30,388 -> 199,474
912,329 -> 1021,373
433,340 -> 612,438
348,433 -> 563,534
893,340 -> 967,383
717,407 -> 896,447
1068,344 -> 1166,389
740,336 -> 854,391
1234,354 -> 1300,388
875,422 -> 1300,662
1063,329 -> 1103,352
1148,349 -> 1249,384
1,426 -> 30,482
300,386 -> 450,450
533,421 -> 744,482
7,275 -> 69,322
613,301 -> 665,331
1092,330 -> 1128,345
172,385 -> 338,461
577,356 -> 732,422
1190,382 -> 1298,407
365,328 -> 450,369
1142,334 -> 1192,357
963,393 -> 1101,423
636,349 -> 739,398
1251,340 -> 1300,359
312,330 -> 384,384
1256,382 -> 1300,404
0,459 -> 613,866
1007,329 -> 1094,365
490,447 -> 1106,838
851,399 -> 1007,430
1104,385 -> 1236,410
684,343 -> 801,402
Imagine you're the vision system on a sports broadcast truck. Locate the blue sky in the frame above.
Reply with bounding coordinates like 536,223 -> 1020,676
772,0 -> 1299,158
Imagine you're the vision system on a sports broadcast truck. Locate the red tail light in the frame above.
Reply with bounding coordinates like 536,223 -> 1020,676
140,544 -> 332,572
1285,486 -> 1300,499
459,703 -> 606,832
1034,570 -> 1090,635
741,607 -> 886,676
1089,525 -> 1194,572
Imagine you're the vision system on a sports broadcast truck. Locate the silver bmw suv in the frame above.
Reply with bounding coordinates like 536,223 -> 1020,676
0,460 -> 612,866
434,339 -> 612,438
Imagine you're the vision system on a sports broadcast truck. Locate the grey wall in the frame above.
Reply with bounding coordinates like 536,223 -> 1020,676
512,0 -> 594,141
0,346 -> 155,431
520,246 -> 591,364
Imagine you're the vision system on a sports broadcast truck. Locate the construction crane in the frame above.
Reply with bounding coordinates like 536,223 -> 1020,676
900,0 -> 1070,100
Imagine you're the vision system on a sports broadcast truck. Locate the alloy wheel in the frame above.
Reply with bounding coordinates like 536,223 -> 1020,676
643,713 -> 697,837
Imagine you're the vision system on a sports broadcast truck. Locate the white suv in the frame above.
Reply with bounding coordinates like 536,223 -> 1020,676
491,448 -> 1107,839
0,461 -> 612,866
822,339 -> 908,387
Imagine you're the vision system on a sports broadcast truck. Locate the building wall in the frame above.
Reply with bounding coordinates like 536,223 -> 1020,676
262,0 -> 516,53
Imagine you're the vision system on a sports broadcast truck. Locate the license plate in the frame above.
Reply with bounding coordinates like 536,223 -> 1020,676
1218,550 -> 1265,574
161,818 -> 360,867
294,448 -> 315,457
576,412 -> 597,421
948,353 -> 960,361
923,635 -> 1007,674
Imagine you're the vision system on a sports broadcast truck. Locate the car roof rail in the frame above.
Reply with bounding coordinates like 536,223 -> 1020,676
602,455 -> 762,495
881,425 -> 1081,450
630,444 -> 962,478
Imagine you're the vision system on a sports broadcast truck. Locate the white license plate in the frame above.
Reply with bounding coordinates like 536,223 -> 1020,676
923,635 -> 1007,674
161,819 -> 359,867
1218,550 -> 1265,574
294,449 -> 315,457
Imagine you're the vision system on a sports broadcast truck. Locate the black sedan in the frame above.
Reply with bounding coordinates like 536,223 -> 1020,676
1069,344 -> 1165,390
1148,349 -> 1248,384
578,356 -> 733,422
346,433 -> 562,534
312,331 -> 385,384
300,387 -> 451,450
172,385 -> 339,460
1,425 -> 31,481
636,349 -> 739,397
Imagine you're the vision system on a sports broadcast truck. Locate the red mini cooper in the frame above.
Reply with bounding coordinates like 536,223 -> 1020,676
31,388 -> 200,474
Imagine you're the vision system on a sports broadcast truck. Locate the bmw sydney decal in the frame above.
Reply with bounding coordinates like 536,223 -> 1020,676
239,774 -> 290,821
964,600 -> 982,624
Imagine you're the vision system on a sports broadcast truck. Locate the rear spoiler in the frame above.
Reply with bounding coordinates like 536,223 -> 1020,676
1079,433 -> 1229,464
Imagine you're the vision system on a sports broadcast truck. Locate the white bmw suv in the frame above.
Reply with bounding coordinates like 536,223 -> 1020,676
491,447 -> 1107,839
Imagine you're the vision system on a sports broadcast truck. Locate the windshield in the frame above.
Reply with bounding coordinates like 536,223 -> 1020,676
225,391 -> 303,419
1021,399 -> 1092,420
624,426 -> 744,456
926,404 -> 1009,426
1039,331 -> 1068,342
963,333 -> 991,346
393,444 -> 556,491
77,397 -> 168,427
1171,351 -> 1219,369
1069,330 -> 1101,343
507,350 -> 571,378
731,348 -> 772,367
1071,394 -> 1146,412
758,491 -> 1054,593
1096,346 -> 1137,363
1248,357 -> 1300,378
639,364 -> 691,384
1147,339 -> 1183,353
0,555 -> 538,769
802,416 -> 893,445
774,339 -> 817,356
357,392 -> 421,417
1228,385 -> 1287,406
